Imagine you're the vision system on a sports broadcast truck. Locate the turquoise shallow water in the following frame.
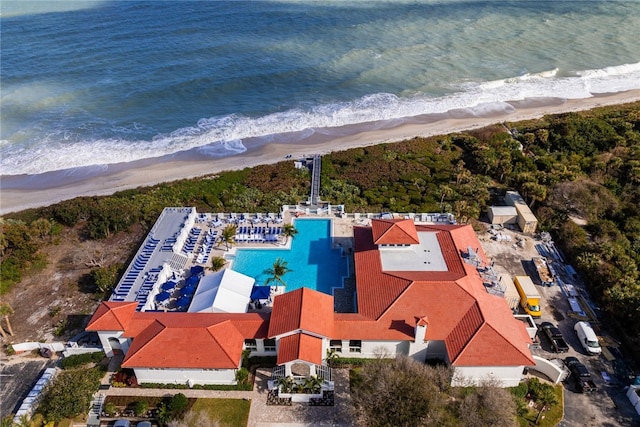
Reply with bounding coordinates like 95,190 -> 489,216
1,1 -> 639,179
230,219 -> 348,295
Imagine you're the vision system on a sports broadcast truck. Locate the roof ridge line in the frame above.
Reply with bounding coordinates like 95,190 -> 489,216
374,276 -> 414,320
207,320 -> 240,365
123,320 -> 167,365
448,302 -> 485,364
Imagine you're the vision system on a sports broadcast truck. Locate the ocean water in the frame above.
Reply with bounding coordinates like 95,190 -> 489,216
1,0 -> 640,178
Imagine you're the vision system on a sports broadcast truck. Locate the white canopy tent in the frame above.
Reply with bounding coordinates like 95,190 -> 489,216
187,269 -> 254,313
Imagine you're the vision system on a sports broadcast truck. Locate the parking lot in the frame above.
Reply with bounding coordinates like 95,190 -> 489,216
479,226 -> 640,426
0,357 -> 56,419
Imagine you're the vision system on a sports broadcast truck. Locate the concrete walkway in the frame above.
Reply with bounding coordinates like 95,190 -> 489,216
101,368 -> 353,427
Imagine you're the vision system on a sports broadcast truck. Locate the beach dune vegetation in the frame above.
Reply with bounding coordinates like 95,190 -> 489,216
1,102 -> 640,363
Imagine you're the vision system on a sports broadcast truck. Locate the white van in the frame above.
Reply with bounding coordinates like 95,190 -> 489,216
574,321 -> 601,354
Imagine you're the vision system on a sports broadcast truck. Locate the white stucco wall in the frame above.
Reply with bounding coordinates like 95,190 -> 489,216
97,331 -> 130,357
245,338 -> 277,357
134,367 -> 237,385
330,340 -> 407,358
451,365 -> 525,387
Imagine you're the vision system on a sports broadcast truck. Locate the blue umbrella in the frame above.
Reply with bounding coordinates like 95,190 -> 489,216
156,291 -> 171,302
181,286 -> 195,297
186,275 -> 199,286
176,296 -> 191,308
161,282 -> 175,291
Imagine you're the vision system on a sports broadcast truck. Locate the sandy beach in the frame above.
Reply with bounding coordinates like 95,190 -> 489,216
2,90 -> 639,215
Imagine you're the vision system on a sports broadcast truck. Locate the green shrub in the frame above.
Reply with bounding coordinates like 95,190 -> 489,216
235,367 -> 249,385
329,357 -> 387,367
103,402 -> 117,417
510,381 -> 529,399
167,393 -> 188,418
133,400 -> 149,416
140,382 -> 252,391
60,351 -> 105,369
53,319 -> 67,337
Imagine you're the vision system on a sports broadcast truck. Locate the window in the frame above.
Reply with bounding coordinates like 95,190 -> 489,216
329,339 -> 342,353
244,339 -> 257,351
264,339 -> 276,352
349,340 -> 362,353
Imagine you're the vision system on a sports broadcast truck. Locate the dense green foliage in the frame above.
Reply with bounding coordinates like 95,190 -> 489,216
140,382 -> 253,391
37,368 -> 103,422
0,218 -> 53,294
91,265 -> 122,297
60,351 -> 105,369
509,105 -> 640,352
156,393 -> 189,426
2,101 -> 639,358
350,355 -> 517,427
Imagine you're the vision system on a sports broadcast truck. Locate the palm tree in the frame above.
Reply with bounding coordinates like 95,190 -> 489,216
0,321 -> 7,340
0,302 -> 14,336
219,224 -> 237,251
264,258 -> 292,287
209,256 -> 226,272
439,184 -> 453,212
281,223 -> 298,245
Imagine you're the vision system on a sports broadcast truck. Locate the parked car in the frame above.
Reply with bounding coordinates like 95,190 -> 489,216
565,357 -> 597,393
540,322 -> 569,353
574,321 -> 602,354
113,421 -> 130,427
136,422 -> 152,427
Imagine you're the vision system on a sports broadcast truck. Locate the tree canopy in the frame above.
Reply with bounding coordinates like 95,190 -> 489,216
37,368 -> 103,422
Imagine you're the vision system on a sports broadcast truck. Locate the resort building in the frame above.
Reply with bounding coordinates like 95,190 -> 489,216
87,208 -> 534,389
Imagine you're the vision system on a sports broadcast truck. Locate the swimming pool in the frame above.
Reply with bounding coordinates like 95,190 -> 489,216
229,219 -> 348,295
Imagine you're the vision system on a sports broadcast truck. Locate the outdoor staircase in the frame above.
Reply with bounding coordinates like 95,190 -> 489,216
86,393 -> 105,427
309,155 -> 321,206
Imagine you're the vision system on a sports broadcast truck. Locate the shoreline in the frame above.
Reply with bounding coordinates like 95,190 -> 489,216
2,90 -> 640,215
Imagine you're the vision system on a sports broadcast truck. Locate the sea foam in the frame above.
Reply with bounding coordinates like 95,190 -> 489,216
2,62 -> 640,176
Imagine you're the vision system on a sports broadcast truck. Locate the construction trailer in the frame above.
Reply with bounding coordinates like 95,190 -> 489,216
488,206 -> 518,226
505,191 -> 538,234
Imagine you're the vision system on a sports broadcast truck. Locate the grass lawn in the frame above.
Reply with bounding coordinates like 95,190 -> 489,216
517,384 -> 564,427
190,398 -> 251,427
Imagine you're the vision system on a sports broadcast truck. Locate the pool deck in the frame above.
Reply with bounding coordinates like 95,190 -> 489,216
228,211 -> 359,314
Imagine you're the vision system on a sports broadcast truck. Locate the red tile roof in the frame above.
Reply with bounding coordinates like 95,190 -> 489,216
348,222 -> 533,367
353,226 -> 412,319
276,332 -> 323,365
89,308 -> 269,370
371,219 -> 419,245
122,318 -> 244,369
451,322 -> 534,366
86,301 -> 138,331
268,287 -> 334,338
444,302 -> 484,361
417,316 -> 429,327
123,312 -> 270,339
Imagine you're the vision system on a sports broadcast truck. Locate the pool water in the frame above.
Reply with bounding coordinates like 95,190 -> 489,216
230,219 -> 348,295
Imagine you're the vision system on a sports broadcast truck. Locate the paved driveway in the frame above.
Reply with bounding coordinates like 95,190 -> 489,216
479,228 -> 640,426
0,358 -> 55,418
